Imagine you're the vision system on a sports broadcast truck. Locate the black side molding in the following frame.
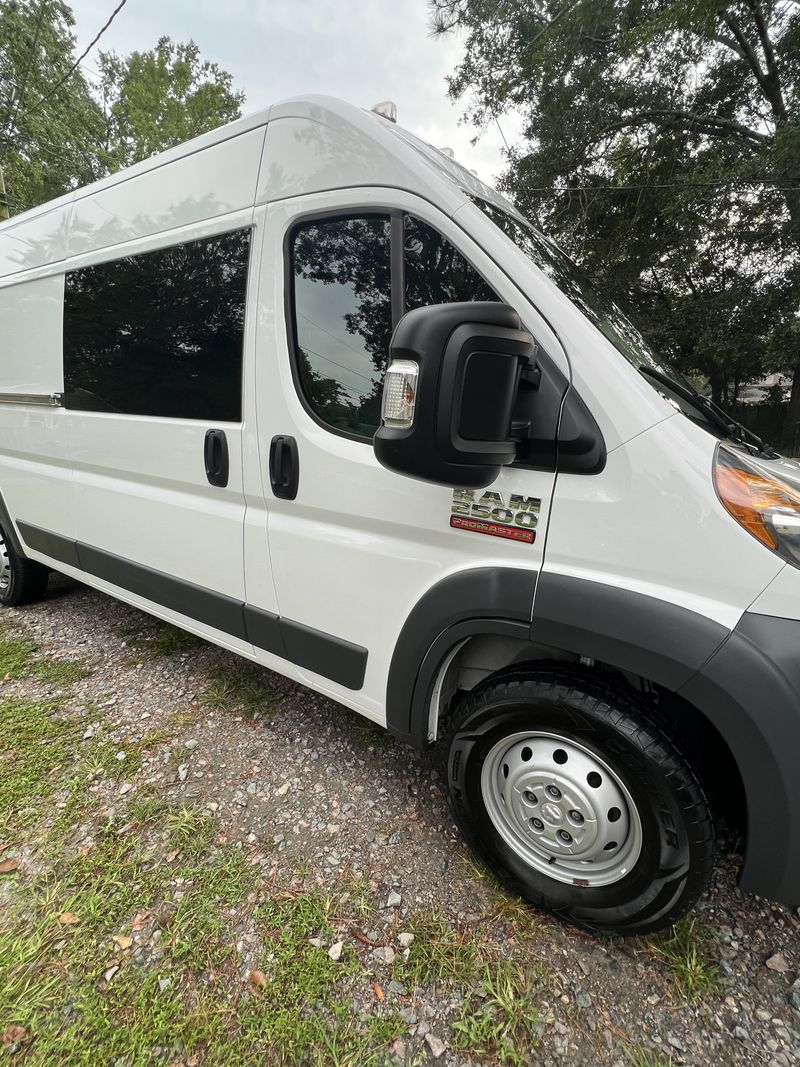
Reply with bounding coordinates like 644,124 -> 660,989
15,521 -> 367,691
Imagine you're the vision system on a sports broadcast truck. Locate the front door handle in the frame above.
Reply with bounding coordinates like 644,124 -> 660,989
204,429 -> 229,488
269,435 -> 299,500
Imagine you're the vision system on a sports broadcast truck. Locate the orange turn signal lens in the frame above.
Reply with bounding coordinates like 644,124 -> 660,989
714,446 -> 800,565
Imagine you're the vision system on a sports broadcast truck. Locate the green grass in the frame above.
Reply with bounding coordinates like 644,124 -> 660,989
244,893 -> 402,1065
0,697 -> 75,834
453,962 -> 543,1065
202,658 -> 280,718
0,632 -> 38,678
626,1048 -> 676,1067
120,617 -> 206,661
0,830 -> 403,1066
647,916 -> 722,1000
0,630 -> 89,686
393,907 -> 481,988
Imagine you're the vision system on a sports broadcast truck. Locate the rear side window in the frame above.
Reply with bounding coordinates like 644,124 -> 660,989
63,228 -> 251,420
290,212 -> 497,440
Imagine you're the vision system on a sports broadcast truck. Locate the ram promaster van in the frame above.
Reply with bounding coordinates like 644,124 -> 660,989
2,96 -> 800,935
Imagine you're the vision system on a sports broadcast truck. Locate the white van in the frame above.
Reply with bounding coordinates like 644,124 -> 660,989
2,95 -> 799,935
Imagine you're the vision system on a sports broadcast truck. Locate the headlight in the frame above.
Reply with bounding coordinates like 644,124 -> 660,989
714,444 -> 800,567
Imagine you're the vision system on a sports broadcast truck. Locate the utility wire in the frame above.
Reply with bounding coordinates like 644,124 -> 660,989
523,178 -> 800,192
16,0 -> 128,124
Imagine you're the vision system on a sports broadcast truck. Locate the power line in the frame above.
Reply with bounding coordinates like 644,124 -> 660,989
17,0 -> 128,124
523,178 -> 800,193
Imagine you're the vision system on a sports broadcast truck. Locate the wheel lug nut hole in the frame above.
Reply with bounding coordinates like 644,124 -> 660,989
520,746 -> 532,762
568,810 -> 583,824
531,818 -> 544,832
558,830 -> 572,843
608,806 -> 621,822
546,785 -> 561,799
553,748 -> 568,765
524,790 -> 537,804
603,841 -> 618,851
587,772 -> 602,788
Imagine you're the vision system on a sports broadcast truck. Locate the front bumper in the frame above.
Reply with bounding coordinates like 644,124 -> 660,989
681,612 -> 800,905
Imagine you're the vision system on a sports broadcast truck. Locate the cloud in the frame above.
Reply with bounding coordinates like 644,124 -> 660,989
68,0 -> 522,184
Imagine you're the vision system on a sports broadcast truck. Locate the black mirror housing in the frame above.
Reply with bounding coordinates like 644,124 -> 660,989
374,302 -> 536,488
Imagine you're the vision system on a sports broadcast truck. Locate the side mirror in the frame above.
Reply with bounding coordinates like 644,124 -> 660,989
374,302 -> 536,488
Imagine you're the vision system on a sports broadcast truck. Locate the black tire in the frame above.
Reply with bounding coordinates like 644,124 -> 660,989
0,524 -> 49,607
445,665 -> 714,935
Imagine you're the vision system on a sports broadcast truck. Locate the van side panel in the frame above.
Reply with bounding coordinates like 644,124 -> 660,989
68,129 -> 266,258
0,204 -> 69,277
0,268 -> 75,544
0,274 -> 64,394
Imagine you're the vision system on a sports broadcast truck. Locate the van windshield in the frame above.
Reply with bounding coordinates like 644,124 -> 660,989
472,197 -> 766,448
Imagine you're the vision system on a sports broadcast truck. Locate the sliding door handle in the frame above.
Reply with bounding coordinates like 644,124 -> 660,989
269,435 -> 299,500
204,429 -> 229,488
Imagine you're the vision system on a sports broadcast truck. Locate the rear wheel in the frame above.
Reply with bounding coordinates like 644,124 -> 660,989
0,524 -> 49,607
445,665 -> 714,935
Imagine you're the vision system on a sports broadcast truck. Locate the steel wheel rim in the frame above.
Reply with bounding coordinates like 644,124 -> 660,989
0,529 -> 10,594
480,731 -> 643,887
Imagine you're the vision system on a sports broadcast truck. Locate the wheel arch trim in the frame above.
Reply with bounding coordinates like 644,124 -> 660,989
391,569 -> 800,905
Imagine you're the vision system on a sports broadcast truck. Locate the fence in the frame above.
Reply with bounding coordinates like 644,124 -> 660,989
728,403 -> 800,456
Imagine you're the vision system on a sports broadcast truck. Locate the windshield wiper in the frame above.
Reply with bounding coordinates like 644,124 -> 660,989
638,366 -> 777,457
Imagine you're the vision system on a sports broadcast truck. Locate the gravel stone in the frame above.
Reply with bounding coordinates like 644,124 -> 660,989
5,575 -> 800,1067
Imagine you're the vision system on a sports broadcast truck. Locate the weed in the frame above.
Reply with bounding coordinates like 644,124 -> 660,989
648,916 -> 722,999
120,617 -> 205,661
395,908 -> 481,988
626,1047 -> 676,1067
30,657 -> 90,685
0,632 -> 39,677
0,630 -> 88,686
0,698 -> 74,834
166,805 -> 217,857
128,788 -> 169,825
453,961 -> 543,1065
203,658 -> 279,718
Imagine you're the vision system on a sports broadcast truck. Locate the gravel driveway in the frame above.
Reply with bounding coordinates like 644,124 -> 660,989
1,574 -> 800,1066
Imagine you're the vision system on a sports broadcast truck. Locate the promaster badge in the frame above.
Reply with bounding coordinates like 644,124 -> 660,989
450,489 -> 540,544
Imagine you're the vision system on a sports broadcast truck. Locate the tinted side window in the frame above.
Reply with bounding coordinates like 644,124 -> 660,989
292,215 -> 392,438
64,228 -> 250,421
404,215 -> 498,310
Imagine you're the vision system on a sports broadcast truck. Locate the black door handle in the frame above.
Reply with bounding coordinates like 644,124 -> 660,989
204,429 -> 229,488
269,435 -> 299,500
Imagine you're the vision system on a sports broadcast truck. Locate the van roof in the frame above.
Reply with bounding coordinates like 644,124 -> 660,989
0,94 -> 515,234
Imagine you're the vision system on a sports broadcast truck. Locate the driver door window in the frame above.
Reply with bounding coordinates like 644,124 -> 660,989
290,212 -> 497,439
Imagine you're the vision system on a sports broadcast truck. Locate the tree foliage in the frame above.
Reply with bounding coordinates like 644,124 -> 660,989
0,1 -> 243,216
94,37 -> 244,171
0,0 -> 104,214
432,0 -> 800,435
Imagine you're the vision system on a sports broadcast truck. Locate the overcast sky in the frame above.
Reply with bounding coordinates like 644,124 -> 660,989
68,0 -> 524,185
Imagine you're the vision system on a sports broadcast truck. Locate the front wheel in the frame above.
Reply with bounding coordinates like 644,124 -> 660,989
0,524 -> 49,607
445,666 -> 714,935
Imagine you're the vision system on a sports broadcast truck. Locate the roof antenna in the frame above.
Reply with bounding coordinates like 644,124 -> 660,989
371,101 -> 397,123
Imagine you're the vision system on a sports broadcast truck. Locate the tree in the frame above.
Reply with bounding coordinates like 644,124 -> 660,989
0,0 -> 105,215
0,3 -> 244,216
432,0 -> 800,439
94,37 -> 244,171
